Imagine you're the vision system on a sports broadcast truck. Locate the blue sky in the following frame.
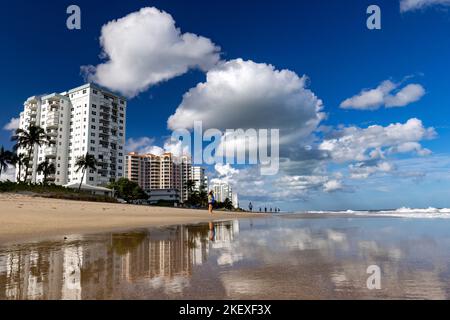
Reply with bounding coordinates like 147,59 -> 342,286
1,0 -> 450,210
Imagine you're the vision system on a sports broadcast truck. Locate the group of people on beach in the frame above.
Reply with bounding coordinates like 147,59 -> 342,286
207,192 -> 280,215
249,202 -> 280,213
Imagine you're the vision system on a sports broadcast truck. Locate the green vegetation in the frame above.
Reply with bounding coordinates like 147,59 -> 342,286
184,180 -> 208,208
107,178 -> 148,202
0,181 -> 117,203
184,180 -> 237,211
0,146 -> 14,180
218,198 -> 234,211
37,160 -> 56,185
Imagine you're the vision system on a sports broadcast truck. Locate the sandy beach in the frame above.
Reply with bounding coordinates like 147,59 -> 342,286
0,193 -> 261,244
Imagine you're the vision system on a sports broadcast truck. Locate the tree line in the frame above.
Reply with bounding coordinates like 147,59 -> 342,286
1,124 -> 104,192
184,180 -> 235,210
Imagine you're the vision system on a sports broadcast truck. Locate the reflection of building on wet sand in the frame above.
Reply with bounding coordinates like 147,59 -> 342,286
0,245 -> 83,300
0,221 -> 238,300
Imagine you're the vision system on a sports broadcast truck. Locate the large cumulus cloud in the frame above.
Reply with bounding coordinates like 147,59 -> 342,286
168,58 -> 325,145
82,7 -> 221,97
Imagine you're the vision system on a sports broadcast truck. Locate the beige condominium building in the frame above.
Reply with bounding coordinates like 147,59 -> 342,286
16,84 -> 127,186
125,152 -> 206,203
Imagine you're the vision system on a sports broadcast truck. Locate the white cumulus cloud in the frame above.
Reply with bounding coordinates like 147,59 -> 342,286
3,117 -> 20,132
340,80 -> 425,110
349,161 -> 395,180
319,118 -> 436,163
125,137 -> 158,154
323,179 -> 344,192
125,136 -> 190,158
82,7 -> 221,97
168,59 -> 325,145
400,0 -> 450,12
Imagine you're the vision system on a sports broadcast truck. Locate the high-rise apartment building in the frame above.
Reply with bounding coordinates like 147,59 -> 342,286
192,166 -> 208,191
126,152 -> 204,203
17,84 -> 127,186
212,183 -> 239,208
212,183 -> 233,203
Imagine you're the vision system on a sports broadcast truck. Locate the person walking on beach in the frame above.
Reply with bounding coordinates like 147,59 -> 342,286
249,202 -> 253,212
208,191 -> 215,214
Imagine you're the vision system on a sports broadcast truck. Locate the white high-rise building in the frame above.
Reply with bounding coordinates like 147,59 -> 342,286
192,166 -> 207,192
212,183 -> 238,208
17,84 -> 127,186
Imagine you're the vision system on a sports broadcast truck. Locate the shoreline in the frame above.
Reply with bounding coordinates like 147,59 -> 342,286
0,193 -> 267,245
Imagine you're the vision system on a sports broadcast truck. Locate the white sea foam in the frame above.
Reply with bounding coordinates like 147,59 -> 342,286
302,207 -> 450,219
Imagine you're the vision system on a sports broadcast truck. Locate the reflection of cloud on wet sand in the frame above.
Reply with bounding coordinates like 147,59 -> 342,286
2,218 -> 450,299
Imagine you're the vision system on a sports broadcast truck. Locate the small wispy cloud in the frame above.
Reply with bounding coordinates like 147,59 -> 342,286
340,80 -> 425,110
3,117 -> 19,132
400,0 -> 450,12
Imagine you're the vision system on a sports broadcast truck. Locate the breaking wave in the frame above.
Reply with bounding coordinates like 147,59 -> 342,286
302,207 -> 450,218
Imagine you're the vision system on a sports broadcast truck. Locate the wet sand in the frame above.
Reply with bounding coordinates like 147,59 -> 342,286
0,193 -> 263,244
2,216 -> 450,300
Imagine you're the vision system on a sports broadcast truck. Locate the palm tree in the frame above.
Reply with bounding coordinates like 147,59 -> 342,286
75,153 -> 98,192
185,180 -> 196,194
198,184 -> 208,207
0,146 -> 14,179
223,198 -> 234,211
11,125 -> 49,183
37,160 -> 56,185
9,153 -> 28,183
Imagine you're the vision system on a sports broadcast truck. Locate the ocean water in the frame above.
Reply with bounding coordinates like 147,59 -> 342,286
1,214 -> 450,300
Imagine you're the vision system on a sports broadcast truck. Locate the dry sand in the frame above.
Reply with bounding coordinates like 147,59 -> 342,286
0,193 -> 263,244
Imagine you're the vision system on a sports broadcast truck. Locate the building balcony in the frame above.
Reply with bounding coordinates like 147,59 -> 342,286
27,103 -> 38,111
45,146 -> 57,158
46,114 -> 59,128
47,129 -> 58,137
